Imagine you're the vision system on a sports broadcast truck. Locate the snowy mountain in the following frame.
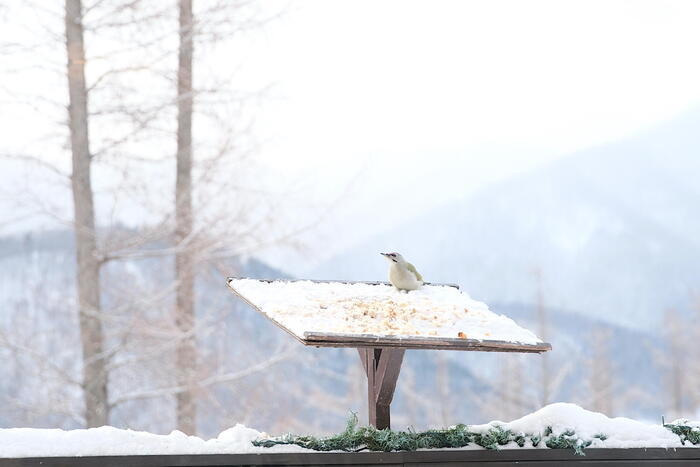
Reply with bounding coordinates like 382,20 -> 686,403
0,230 -> 292,432
0,229 -> 684,432
310,108 -> 700,330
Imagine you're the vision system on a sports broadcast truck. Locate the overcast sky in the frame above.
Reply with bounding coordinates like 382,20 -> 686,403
236,0 -> 700,270
3,0 -> 700,272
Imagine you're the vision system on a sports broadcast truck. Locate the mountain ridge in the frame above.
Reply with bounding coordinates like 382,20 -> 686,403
310,108 -> 700,330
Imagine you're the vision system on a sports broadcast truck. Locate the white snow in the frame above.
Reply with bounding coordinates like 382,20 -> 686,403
1,404 -> 698,457
0,424 -> 308,458
228,279 -> 543,345
470,403 -> 691,449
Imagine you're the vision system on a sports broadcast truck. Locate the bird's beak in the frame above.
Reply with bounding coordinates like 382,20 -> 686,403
380,252 -> 389,257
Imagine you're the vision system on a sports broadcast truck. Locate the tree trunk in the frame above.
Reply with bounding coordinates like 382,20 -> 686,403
534,269 -> 550,407
175,0 -> 197,435
65,0 -> 108,427
587,328 -> 614,415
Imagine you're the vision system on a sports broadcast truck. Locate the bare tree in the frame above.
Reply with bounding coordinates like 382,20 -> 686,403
657,309 -> 689,419
690,300 -> 700,413
583,327 -> 615,415
174,0 -> 197,435
434,353 -> 454,426
1,0 -> 319,434
498,354 -> 526,421
533,268 -> 550,407
65,0 -> 108,427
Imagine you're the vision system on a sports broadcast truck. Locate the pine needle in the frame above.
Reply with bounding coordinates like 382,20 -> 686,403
253,415 -> 700,455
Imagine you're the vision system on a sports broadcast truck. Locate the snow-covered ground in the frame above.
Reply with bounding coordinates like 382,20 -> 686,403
227,279 -> 542,344
2,403 -> 698,458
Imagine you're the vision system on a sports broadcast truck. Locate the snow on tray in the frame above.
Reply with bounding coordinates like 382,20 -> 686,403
228,279 -> 542,345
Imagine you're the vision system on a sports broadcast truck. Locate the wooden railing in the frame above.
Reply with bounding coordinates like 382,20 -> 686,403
2,448 -> 699,466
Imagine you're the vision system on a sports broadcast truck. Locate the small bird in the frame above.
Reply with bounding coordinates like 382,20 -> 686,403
381,252 -> 424,291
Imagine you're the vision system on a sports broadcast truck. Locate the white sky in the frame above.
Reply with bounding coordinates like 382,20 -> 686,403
237,0 -> 700,270
3,0 -> 700,271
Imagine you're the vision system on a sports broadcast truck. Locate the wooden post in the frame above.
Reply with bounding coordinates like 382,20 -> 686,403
358,347 -> 405,430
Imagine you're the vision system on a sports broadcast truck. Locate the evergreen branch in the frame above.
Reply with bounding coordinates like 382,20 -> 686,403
253,415 -> 700,455
664,421 -> 700,445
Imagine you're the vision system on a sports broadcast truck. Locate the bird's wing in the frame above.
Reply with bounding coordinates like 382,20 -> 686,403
407,263 -> 423,282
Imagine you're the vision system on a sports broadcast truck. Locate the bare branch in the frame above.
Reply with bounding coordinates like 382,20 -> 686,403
109,347 -> 294,408
0,153 -> 69,179
0,331 -> 82,387
200,347 -> 295,387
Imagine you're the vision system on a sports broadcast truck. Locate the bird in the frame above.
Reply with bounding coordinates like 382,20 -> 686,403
380,252 -> 424,291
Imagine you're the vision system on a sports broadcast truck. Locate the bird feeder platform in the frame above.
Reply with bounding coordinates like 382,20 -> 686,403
226,277 -> 551,430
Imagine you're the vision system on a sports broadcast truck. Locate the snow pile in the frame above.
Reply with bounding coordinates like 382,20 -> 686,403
0,424 -> 306,458
1,404 -> 698,458
228,279 -> 542,344
471,403 -> 687,449
254,404 -> 700,453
